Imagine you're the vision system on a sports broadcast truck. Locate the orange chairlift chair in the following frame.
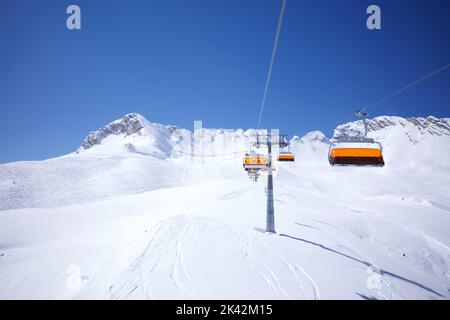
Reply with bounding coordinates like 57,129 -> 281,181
277,135 -> 295,162
328,110 -> 385,166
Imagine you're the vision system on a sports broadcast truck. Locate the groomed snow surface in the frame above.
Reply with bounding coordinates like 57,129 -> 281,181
0,114 -> 449,299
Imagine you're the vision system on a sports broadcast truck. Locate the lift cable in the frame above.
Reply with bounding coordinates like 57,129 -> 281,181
364,63 -> 449,112
333,63 -> 449,131
257,0 -> 287,129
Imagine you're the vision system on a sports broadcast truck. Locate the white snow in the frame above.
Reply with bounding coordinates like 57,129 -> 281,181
0,114 -> 449,299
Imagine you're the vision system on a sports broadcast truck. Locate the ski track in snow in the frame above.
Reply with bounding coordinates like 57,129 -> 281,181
110,215 -> 194,299
109,214 -> 320,299
255,235 -> 320,300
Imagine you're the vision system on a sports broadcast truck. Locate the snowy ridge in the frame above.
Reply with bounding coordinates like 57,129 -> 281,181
1,114 -> 450,210
0,113 -> 450,299
289,131 -> 330,166
76,114 -> 450,167
77,113 -> 190,159
79,113 -> 146,151
334,116 -> 450,142
77,113 -> 266,159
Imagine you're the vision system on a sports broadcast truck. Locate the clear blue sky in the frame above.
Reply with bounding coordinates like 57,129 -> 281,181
0,0 -> 449,163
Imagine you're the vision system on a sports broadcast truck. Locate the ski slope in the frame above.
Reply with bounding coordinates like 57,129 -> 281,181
0,114 -> 449,299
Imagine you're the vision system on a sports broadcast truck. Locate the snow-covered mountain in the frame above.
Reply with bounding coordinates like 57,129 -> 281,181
76,113 -> 267,159
76,112 -> 450,169
334,116 -> 450,141
1,113 -> 449,300
77,113 -> 190,159
1,113 -> 450,211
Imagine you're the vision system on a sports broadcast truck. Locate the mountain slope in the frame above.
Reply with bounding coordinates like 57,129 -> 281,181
0,163 -> 449,299
0,113 -> 449,300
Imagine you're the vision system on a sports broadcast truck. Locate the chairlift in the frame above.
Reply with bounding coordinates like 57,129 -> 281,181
277,135 -> 295,162
328,109 -> 384,166
278,151 -> 295,162
243,151 -> 269,171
